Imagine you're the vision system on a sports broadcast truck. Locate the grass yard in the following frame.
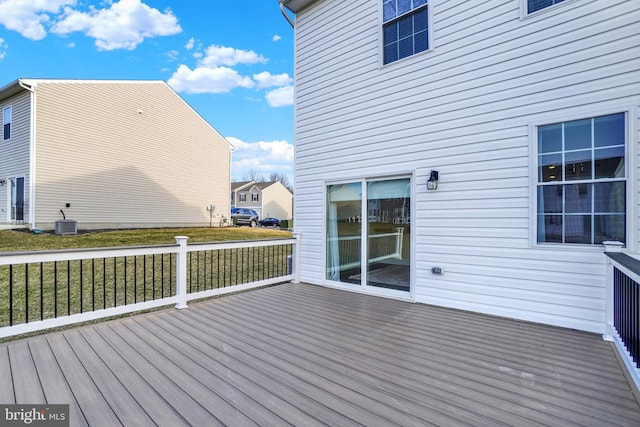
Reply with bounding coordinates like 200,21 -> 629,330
0,227 -> 292,252
0,227 -> 294,333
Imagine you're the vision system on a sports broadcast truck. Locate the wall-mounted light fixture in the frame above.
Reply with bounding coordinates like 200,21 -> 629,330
0,179 -> 5,186
427,170 -> 439,191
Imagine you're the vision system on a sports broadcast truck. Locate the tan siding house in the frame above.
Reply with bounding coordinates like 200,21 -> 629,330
232,181 -> 293,220
0,79 -> 232,230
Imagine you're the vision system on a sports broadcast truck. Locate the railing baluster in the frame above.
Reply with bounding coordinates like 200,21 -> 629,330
67,260 -> 70,316
54,261 -> 58,318
134,256 -> 137,304
40,263 -> 44,321
9,265 -> 13,326
80,259 -> 84,313
92,259 -> 96,312
25,264 -> 29,324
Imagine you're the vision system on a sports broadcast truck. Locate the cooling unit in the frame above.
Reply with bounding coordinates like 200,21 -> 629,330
55,219 -> 77,235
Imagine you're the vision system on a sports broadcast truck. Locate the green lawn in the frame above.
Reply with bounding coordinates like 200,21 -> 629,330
0,227 -> 294,332
0,227 -> 292,252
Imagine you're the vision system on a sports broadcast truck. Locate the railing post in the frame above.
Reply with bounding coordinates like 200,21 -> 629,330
293,232 -> 301,284
395,227 -> 404,259
603,241 -> 624,341
175,236 -> 189,309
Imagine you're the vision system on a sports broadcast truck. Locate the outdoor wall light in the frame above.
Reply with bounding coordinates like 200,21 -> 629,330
0,179 -> 5,186
427,170 -> 439,191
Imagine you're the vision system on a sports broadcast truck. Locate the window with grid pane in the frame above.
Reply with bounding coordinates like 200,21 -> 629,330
383,0 -> 428,65
528,0 -> 565,14
537,113 -> 626,244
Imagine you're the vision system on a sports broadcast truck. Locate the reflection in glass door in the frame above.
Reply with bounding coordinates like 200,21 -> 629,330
326,183 -> 362,282
326,177 -> 411,292
367,178 -> 410,291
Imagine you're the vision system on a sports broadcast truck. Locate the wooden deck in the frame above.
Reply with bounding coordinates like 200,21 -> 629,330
1,282 -> 639,426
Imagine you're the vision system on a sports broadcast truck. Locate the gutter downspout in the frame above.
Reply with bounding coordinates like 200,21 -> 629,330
279,1 -> 295,28
18,79 -> 36,230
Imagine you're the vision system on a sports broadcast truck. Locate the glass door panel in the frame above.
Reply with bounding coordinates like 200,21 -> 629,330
326,183 -> 362,283
366,178 -> 410,291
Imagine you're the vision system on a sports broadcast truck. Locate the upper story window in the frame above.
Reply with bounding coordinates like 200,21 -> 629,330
527,0 -> 565,14
252,192 -> 259,202
537,112 -> 626,245
3,106 -> 11,140
382,0 -> 429,65
239,193 -> 247,202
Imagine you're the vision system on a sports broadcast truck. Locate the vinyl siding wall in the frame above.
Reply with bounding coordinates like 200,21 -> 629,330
0,90 -> 31,224
292,0 -> 640,333
31,81 -> 230,230
262,183 -> 293,220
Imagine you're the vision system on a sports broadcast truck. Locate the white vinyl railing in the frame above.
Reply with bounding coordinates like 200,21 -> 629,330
0,234 -> 300,339
328,228 -> 404,271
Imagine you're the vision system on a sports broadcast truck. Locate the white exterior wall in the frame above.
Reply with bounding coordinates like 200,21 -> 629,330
292,0 -> 640,333
0,90 -> 31,224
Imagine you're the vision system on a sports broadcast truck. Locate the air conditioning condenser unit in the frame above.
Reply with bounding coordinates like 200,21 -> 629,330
55,219 -> 77,235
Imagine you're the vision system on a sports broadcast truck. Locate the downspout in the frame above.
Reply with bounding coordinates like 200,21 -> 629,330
279,1 -> 295,28
18,79 -> 36,230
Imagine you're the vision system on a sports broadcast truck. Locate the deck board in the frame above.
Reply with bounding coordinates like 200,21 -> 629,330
1,282 -> 639,426
28,338 -> 88,427
0,346 -> 14,404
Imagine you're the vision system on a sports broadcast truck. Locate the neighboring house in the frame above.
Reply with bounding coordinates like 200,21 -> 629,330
0,79 -> 232,230
231,180 -> 293,220
281,0 -> 640,335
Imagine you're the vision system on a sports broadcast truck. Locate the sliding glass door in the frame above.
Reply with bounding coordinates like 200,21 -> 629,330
326,177 -> 411,293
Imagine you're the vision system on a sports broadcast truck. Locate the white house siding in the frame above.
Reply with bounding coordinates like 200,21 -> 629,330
29,81 -> 231,230
0,90 -> 31,224
292,0 -> 640,333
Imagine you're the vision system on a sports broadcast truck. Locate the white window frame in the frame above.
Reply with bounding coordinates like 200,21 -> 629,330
379,0 -> 433,67
3,105 -> 11,141
520,0 -> 579,19
252,192 -> 259,202
529,107 -> 634,250
323,171 -> 417,302
239,193 -> 247,202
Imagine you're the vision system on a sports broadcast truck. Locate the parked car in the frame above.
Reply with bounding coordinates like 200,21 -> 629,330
259,217 -> 281,227
231,208 -> 259,227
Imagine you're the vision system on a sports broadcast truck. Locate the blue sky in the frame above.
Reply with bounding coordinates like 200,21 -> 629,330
0,0 -> 295,183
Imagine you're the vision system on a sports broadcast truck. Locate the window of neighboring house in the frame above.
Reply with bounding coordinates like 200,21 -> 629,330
527,0 -> 565,14
382,0 -> 429,65
239,193 -> 247,202
537,112 -> 626,245
252,193 -> 259,202
3,106 -> 11,140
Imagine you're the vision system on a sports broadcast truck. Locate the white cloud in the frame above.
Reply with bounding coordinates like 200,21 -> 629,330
198,45 -> 267,68
272,34 -> 281,42
51,0 -> 181,51
0,37 -> 6,59
167,49 -> 179,61
227,136 -> 294,181
169,44 -> 270,95
253,71 -> 292,89
168,64 -> 254,94
185,36 -> 194,50
0,0 -> 74,40
265,86 -> 294,107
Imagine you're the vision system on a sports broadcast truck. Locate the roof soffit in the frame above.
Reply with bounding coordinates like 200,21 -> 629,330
281,0 -> 320,13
